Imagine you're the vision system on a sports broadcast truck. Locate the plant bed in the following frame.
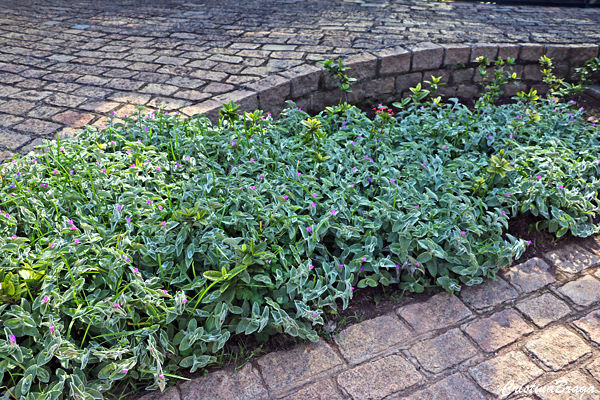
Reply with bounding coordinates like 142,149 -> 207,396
1,60 -> 600,399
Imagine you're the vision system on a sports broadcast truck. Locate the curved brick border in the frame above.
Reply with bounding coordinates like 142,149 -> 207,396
181,42 -> 600,121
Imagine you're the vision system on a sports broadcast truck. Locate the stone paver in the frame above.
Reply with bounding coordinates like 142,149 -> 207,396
536,370 -> 600,400
459,277 -> 518,311
397,292 -> 472,334
409,328 -> 479,374
178,363 -> 268,400
573,310 -> 600,345
557,275 -> 600,307
544,244 -> 600,276
469,351 -> 544,399
501,257 -> 556,293
516,293 -> 572,328
465,308 -> 534,353
334,313 -> 413,365
337,354 -> 423,400
279,379 -> 344,400
398,373 -> 487,400
524,326 -> 592,371
257,339 -> 344,395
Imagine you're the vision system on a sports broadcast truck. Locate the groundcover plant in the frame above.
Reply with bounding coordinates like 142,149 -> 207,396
0,79 -> 599,398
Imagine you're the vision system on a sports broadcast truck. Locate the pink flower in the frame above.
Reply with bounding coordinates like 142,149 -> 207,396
183,297 -> 188,303
352,167 -> 357,171
156,167 -> 161,171
527,240 -> 532,245
130,164 -> 135,168
422,162 -> 426,166
283,194 -> 288,199
74,239 -> 79,244
147,200 -> 151,204
185,156 -> 190,161
126,257 -> 130,262
559,185 -> 564,189
123,369 -> 128,374
158,205 -> 163,210
361,257 -> 367,261
309,265 -> 314,269
232,141 -> 236,146
102,168 -> 106,173
49,326 -> 54,333
306,226 -> 312,233
312,193 -> 317,198
297,172 -> 301,176
391,179 -> 396,183
50,242 -> 55,248
53,169 -> 59,174
331,209 -> 336,215
117,204 -> 122,210
442,145 -> 447,149
536,175 -> 541,179
506,193 -> 511,197
414,206 -> 419,209
70,226 -> 77,231
260,174 -> 264,179
162,221 -> 167,226
11,235 -> 17,239
9,335 -> 16,344
114,303 -> 120,308
43,296 -> 49,303
126,217 -> 131,222
461,231 -> 466,235
311,202 -> 316,208
250,158 -> 255,162
351,287 -> 354,290
501,211 -> 506,215
163,290 -> 168,294
134,268 -> 139,273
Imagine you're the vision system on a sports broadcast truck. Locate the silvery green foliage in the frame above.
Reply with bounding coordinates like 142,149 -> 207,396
0,96 -> 598,399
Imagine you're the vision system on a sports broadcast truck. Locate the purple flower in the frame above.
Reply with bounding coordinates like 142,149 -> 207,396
161,221 -> 167,226
559,185 -> 564,189
311,202 -> 316,208
309,265 -> 314,269
147,200 -> 151,204
158,205 -> 163,210
536,175 -> 542,179
352,167 -> 357,171
74,239 -> 80,244
306,226 -> 313,233
9,335 -> 15,344
351,287 -> 354,290
296,172 -> 301,177
156,167 -> 161,171
442,145 -> 447,149
414,205 -> 419,209
43,296 -> 49,303
422,162 -> 426,166
461,231 -> 466,235
501,211 -> 506,215
527,240 -> 532,245
516,115 -> 520,119
260,174 -> 264,179
232,141 -> 236,146
126,218 -> 131,222
283,194 -> 288,199
361,257 -> 367,261
123,369 -> 128,374
506,193 -> 511,197
50,326 -> 54,333
331,209 -> 336,215
251,185 -> 257,190
312,193 -> 317,198
117,204 -> 123,210
391,179 -> 396,183
250,158 -> 255,162
53,169 -> 59,174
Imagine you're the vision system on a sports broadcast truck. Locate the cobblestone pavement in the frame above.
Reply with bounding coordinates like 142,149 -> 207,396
0,0 -> 599,158
1,1 -> 600,399
146,237 -> 600,400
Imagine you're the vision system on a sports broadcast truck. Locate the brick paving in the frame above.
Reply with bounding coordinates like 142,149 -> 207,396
0,0 -> 599,158
1,0 -> 600,398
